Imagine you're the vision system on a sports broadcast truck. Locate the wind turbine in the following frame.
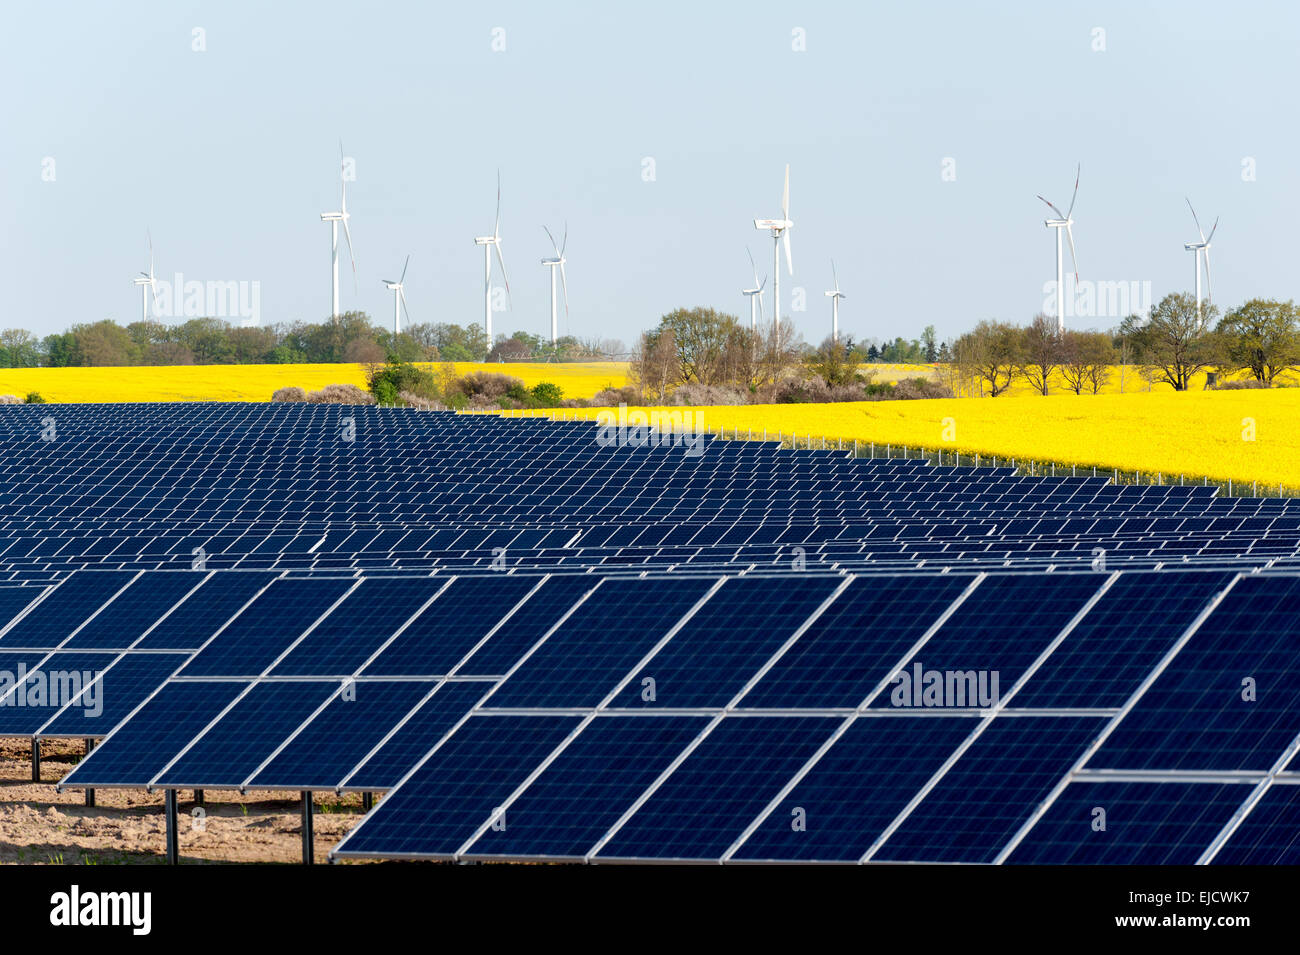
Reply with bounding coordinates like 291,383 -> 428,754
319,141 -> 356,319
130,230 -> 158,323
753,164 -> 793,330
473,171 -> 511,342
824,260 -> 846,342
382,255 -> 411,335
1184,198 -> 1218,330
742,247 -> 767,332
1037,163 -> 1080,334
541,224 -> 568,348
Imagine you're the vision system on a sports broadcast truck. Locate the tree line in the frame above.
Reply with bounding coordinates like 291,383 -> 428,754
0,315 -> 627,367
948,294 -> 1300,396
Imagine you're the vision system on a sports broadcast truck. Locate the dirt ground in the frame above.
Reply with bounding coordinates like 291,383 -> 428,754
0,739 -> 368,864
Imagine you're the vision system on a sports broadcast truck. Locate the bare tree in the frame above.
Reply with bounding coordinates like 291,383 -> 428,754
1018,314 -> 1062,395
953,320 -> 1021,397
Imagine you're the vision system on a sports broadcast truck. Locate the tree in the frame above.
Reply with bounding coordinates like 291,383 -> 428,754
1219,299 -> 1300,384
1018,314 -> 1062,396
1121,293 -> 1221,391
0,329 -> 41,367
657,307 -> 742,385
953,320 -> 1021,396
805,337 -> 863,387
1059,330 -> 1114,395
629,327 -> 678,402
921,325 -> 938,363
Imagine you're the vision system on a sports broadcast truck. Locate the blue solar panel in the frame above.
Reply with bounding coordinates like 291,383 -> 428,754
872,716 -> 1105,863
1090,576 -> 1300,771
0,572 -> 135,648
485,578 -> 716,709
358,575 -> 544,677
269,578 -> 444,676
341,680 -> 494,790
606,577 -> 839,709
453,575 -> 598,676
38,652 -> 188,737
741,576 -> 973,709
176,579 -> 355,677
245,680 -> 435,788
60,680 -> 247,786
1210,784 -> 1300,864
464,715 -> 710,860
1012,572 -> 1234,709
731,716 -> 978,862
595,715 -> 840,861
61,572 -> 206,649
332,714 -> 580,859
154,680 -> 339,787
867,575 -> 1106,710
134,572 -> 276,649
1005,781 -> 1249,864
0,587 -> 43,633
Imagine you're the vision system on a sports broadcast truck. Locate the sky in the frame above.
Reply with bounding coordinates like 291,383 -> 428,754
3,0 -> 1298,347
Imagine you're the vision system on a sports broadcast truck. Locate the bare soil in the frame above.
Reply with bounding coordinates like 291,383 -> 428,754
0,739 -> 366,864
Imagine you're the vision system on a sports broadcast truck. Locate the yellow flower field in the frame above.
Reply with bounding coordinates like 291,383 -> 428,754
0,362 -> 630,403
522,389 -> 1300,489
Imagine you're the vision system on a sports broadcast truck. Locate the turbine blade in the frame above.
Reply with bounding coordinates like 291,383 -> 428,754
400,254 -> 409,284
1203,247 -> 1212,303
783,228 -> 793,275
1206,216 -> 1218,244
1065,224 -> 1079,283
400,287 -> 411,323
342,215 -> 357,290
831,258 -> 839,292
1037,195 -> 1066,220
1065,163 -> 1080,219
1186,197 -> 1205,242
559,261 -> 569,316
494,242 -> 511,306
544,225 -> 560,257
494,169 -> 501,239
747,246 -> 759,287
781,163 -> 790,219
560,221 -> 567,257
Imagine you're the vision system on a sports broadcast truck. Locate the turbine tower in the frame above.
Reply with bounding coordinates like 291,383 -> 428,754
1184,198 -> 1218,330
131,230 -> 158,323
742,247 -> 767,331
824,260 -> 846,342
1037,164 -> 1080,334
753,164 -> 793,330
319,142 -> 356,319
382,255 -> 411,335
473,171 -> 511,342
541,224 -> 568,348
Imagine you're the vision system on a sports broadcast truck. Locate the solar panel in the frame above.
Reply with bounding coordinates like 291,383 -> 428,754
1005,781 -> 1251,864
0,571 -> 135,648
483,578 -> 717,709
870,716 -> 1106,863
1210,784 -> 1300,864
153,680 -> 340,788
1090,575 -> 1300,771
37,652 -> 189,738
58,572 -> 205,649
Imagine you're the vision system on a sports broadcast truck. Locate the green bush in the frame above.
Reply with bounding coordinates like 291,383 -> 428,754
531,381 -> 564,405
23,391 -> 46,404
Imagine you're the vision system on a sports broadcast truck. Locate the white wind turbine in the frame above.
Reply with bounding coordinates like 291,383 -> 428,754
742,247 -> 767,332
1184,198 -> 1218,330
382,255 -> 411,334
541,224 -> 568,348
130,230 -> 158,323
473,171 -> 511,342
1037,163 -> 1080,334
753,164 -> 793,330
824,260 -> 846,342
319,142 -> 356,319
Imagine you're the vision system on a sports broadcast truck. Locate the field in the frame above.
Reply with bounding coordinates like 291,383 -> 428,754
525,388 -> 1300,489
0,362 -> 631,403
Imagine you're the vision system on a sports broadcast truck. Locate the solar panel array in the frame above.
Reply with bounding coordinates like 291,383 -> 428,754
2,402 -> 1296,864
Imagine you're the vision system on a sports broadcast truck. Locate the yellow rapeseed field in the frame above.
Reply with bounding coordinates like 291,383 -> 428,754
522,389 -> 1300,489
0,362 -> 630,403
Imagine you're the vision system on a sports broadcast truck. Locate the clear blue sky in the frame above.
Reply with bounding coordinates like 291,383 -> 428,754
3,0 -> 1296,346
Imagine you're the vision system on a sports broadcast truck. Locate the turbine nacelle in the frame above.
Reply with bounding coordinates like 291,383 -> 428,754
1043,218 -> 1072,228
754,218 -> 793,231
474,235 -> 499,246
